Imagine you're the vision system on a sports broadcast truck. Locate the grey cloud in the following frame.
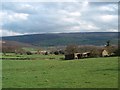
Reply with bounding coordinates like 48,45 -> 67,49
1,2 -> 118,36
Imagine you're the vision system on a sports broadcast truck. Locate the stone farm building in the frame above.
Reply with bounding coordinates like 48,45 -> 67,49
65,52 -> 90,60
102,49 -> 115,57
102,50 -> 109,57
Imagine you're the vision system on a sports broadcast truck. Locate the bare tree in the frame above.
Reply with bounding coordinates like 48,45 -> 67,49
65,44 -> 78,54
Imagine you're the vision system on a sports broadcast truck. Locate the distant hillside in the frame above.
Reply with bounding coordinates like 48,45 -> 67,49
2,32 -> 119,47
0,40 -> 35,48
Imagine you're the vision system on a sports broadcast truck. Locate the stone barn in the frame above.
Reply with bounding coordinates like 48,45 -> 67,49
65,54 -> 75,60
82,52 -> 91,58
65,52 -> 92,60
65,53 -> 83,60
74,53 -> 82,59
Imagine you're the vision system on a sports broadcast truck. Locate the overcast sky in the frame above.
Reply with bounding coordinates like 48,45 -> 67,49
0,1 -> 118,36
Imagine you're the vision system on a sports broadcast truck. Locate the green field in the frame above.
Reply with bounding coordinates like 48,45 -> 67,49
2,55 -> 118,88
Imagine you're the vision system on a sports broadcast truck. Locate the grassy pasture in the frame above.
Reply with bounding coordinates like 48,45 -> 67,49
2,55 -> 118,88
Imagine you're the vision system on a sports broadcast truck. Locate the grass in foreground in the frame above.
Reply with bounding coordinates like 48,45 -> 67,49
2,56 -> 118,88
